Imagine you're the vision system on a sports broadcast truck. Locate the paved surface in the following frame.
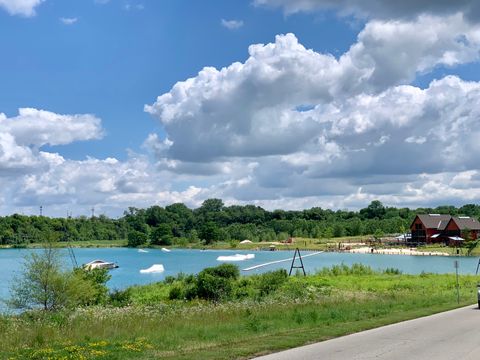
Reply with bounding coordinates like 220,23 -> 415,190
253,305 -> 480,360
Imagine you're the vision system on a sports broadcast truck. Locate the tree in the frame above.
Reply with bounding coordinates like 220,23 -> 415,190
199,221 -> 221,244
8,238 -> 109,311
150,224 -> 173,245
373,229 -> 385,244
360,200 -> 386,219
462,229 -> 478,255
72,267 -> 111,305
333,223 -> 345,238
9,243 -> 67,311
127,230 -> 148,247
199,199 -> 224,213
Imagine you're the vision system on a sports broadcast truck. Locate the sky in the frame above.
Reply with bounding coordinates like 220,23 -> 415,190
1,0 -> 480,217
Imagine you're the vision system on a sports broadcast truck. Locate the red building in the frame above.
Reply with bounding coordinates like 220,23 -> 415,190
410,214 -> 480,244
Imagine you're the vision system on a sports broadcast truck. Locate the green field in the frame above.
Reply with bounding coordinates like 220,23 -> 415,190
1,265 -> 477,360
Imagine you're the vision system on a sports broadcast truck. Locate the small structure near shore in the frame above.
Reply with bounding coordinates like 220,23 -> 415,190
84,259 -> 118,270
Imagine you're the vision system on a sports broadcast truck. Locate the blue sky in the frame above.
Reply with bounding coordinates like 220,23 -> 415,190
1,0 -> 480,217
0,1 -> 356,160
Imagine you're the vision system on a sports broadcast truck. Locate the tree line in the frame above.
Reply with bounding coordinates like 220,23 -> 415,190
1,200 -> 480,246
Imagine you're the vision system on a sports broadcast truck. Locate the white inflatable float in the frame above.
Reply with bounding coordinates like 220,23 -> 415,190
140,264 -> 165,273
216,254 -> 255,262
138,249 -> 149,253
161,248 -> 171,252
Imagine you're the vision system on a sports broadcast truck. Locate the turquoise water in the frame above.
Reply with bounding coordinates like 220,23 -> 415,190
1,248 -> 479,308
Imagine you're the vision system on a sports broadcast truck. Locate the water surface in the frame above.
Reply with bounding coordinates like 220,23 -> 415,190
1,248 -> 478,308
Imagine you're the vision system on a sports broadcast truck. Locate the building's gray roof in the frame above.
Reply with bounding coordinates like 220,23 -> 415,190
416,214 -> 452,230
451,217 -> 480,231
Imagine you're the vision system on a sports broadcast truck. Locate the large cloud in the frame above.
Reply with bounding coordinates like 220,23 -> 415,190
4,11 -> 480,215
0,108 -> 103,148
0,108 -> 102,174
146,15 -> 480,163
0,108 -> 206,216
143,14 -> 480,211
253,0 -> 480,22
0,0 -> 44,17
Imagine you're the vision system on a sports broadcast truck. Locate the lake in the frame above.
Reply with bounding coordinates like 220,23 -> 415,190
1,248 -> 479,308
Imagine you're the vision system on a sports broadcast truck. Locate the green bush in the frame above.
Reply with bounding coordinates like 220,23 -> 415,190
109,288 -> 132,307
255,269 -> 288,297
196,272 -> 233,301
384,268 -> 402,275
201,263 -> 240,280
8,244 -> 111,311
168,283 -> 185,300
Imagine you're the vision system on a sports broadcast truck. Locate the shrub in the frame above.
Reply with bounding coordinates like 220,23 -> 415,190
8,243 -> 106,311
168,284 -> 185,300
73,268 -> 111,305
109,288 -> 132,307
384,267 -> 402,275
256,269 -> 288,297
201,263 -> 239,280
196,272 -> 233,301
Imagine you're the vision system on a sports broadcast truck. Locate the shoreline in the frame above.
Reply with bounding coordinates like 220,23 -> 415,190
343,246 -> 450,256
0,242 -> 455,257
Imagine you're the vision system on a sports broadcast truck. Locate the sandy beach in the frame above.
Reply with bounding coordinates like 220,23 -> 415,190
346,246 -> 450,256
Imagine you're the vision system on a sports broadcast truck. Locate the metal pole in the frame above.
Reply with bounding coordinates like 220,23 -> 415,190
455,260 -> 460,304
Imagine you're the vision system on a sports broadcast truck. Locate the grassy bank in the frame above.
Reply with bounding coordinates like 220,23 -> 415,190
1,265 -> 477,360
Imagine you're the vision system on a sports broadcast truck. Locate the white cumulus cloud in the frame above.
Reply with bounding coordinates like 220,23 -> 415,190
221,19 -> 244,30
60,17 -> 78,25
0,0 -> 44,17
142,15 -> 480,212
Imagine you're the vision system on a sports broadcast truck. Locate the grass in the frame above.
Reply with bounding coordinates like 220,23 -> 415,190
415,244 -> 480,256
1,268 -> 478,360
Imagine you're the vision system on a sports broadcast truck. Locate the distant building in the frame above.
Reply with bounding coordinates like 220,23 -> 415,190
410,214 -> 480,244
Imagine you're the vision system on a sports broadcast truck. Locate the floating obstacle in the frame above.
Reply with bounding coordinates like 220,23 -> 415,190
140,264 -> 165,273
217,254 -> 255,262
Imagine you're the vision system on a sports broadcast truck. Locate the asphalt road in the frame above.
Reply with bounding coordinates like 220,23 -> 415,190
252,305 -> 480,360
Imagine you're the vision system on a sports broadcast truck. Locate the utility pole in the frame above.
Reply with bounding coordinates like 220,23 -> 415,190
454,260 -> 460,304
91,207 -> 95,218
39,205 -> 43,216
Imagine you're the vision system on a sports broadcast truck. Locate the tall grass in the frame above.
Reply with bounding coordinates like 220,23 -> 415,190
0,266 -> 477,360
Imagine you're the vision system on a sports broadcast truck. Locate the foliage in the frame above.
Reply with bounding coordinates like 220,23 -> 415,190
109,288 -> 132,307
150,224 -> 173,245
1,268 -> 478,360
72,268 -> 111,305
2,200 -> 480,246
127,230 -> 148,247
8,242 -> 109,311
461,229 -> 479,255
8,245 -> 68,311
255,269 -> 288,297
